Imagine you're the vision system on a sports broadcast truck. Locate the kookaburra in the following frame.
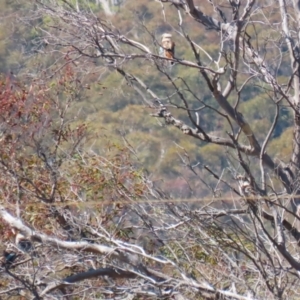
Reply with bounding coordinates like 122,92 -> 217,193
236,175 -> 259,207
159,33 -> 175,65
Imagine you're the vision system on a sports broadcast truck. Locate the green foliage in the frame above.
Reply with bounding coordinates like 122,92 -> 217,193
0,0 -> 294,198
199,143 -> 227,169
268,127 -> 293,160
0,2 -> 299,299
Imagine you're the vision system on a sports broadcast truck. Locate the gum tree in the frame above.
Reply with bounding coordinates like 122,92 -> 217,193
2,1 -> 300,299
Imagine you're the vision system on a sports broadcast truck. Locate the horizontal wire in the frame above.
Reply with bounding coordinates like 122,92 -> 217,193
0,193 -> 296,209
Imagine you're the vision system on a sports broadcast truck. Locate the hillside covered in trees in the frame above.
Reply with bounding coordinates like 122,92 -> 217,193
0,0 -> 293,198
1,1 -> 300,299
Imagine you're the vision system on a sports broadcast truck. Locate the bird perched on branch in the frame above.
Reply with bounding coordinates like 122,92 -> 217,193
236,175 -> 259,207
159,33 -> 175,66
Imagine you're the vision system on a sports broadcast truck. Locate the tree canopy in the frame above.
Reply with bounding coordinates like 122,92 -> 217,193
1,0 -> 300,299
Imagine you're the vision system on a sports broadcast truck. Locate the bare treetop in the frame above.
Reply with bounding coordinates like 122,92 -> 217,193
1,0 -> 300,299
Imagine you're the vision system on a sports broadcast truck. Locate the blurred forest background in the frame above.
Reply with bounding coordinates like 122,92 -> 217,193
0,0 -> 292,199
